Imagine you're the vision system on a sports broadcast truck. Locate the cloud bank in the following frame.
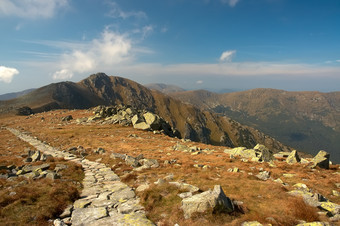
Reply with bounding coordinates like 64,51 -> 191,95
53,29 -> 132,80
0,0 -> 68,19
107,1 -> 146,19
0,66 -> 19,83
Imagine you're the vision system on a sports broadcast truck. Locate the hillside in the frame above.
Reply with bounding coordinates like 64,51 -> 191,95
169,89 -> 340,163
0,88 -> 35,101
0,73 -> 292,154
0,109 -> 339,225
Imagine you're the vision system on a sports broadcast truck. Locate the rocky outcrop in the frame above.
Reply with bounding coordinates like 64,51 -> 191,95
288,183 -> 340,218
181,185 -> 234,219
224,144 -> 274,162
312,150 -> 330,169
286,150 -> 301,164
85,105 -> 180,138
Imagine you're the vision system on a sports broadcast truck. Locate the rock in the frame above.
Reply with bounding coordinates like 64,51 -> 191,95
254,144 -> 274,162
312,150 -> 330,169
296,222 -> 331,226
169,181 -> 200,193
332,190 -> 340,197
144,112 -> 163,130
125,156 -> 141,168
286,150 -> 301,164
154,178 -> 166,185
139,158 -> 159,168
241,221 -> 263,226
73,199 -> 92,209
61,115 -> 73,121
131,115 -> 143,125
178,192 -> 193,199
71,207 -> 108,225
31,150 -> 41,162
133,122 -> 151,130
136,184 -> 150,192
163,173 -> 174,181
46,171 -> 59,180
256,171 -> 270,181
181,185 -> 234,219
53,219 -> 66,226
319,202 -> 340,216
60,204 -> 73,218
17,106 -> 33,116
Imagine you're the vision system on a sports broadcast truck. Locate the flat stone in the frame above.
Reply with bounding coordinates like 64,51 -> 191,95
73,199 -> 92,209
71,207 -> 108,226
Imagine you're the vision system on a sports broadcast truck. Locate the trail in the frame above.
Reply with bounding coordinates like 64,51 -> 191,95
7,128 -> 154,226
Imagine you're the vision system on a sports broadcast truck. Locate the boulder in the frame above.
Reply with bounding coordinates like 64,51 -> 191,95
256,171 -> 270,181
286,150 -> 301,164
143,112 -> 161,130
312,150 -> 330,169
125,156 -> 141,168
61,115 -> 73,121
181,185 -> 234,219
254,144 -> 274,162
17,106 -> 33,115
31,150 -> 41,162
133,122 -> 151,130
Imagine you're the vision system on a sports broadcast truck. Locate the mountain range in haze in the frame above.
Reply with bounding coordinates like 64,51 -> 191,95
1,73 -> 339,163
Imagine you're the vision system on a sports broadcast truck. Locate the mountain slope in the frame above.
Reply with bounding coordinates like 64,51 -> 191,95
0,73 -> 292,154
170,89 -> 340,163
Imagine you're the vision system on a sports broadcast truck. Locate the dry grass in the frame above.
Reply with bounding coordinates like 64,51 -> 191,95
1,109 -> 339,225
0,125 -> 84,225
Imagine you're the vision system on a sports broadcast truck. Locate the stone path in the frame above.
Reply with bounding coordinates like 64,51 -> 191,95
7,128 -> 154,226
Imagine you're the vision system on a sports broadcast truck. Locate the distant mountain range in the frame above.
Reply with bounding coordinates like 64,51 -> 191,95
0,73 -> 292,155
169,89 -> 340,163
0,88 -> 36,101
145,83 -> 185,94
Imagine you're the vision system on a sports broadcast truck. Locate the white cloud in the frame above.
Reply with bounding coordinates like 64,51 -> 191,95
53,29 -> 133,80
221,0 -> 240,7
336,60 -> 340,63
220,50 -> 236,62
0,66 -> 19,83
107,1 -> 146,19
0,0 -> 68,19
196,80 -> 203,84
52,69 -> 73,80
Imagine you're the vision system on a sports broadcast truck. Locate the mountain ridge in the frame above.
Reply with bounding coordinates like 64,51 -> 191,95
0,72 -> 293,155
169,88 -> 340,163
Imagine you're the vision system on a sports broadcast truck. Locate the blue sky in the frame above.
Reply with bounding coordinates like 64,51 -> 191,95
0,0 -> 340,94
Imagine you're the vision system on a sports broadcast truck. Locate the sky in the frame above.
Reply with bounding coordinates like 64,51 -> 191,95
0,0 -> 340,94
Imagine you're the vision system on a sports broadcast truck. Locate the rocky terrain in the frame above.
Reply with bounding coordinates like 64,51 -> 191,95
0,107 -> 339,225
0,73 -> 293,155
169,89 -> 340,163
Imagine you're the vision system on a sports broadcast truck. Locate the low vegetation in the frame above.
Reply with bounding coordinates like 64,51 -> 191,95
0,109 -> 339,225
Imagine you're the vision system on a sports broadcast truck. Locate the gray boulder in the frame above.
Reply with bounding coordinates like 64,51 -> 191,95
254,144 -> 274,162
286,150 -> 301,164
181,185 -> 234,219
143,112 -> 161,130
312,150 -> 330,169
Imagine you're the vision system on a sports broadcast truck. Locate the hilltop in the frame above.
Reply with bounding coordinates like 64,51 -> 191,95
0,73 -> 292,154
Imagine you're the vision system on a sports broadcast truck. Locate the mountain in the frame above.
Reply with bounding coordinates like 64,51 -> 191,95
145,83 -> 185,94
0,88 -> 36,101
169,89 -> 340,163
0,73 -> 292,154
